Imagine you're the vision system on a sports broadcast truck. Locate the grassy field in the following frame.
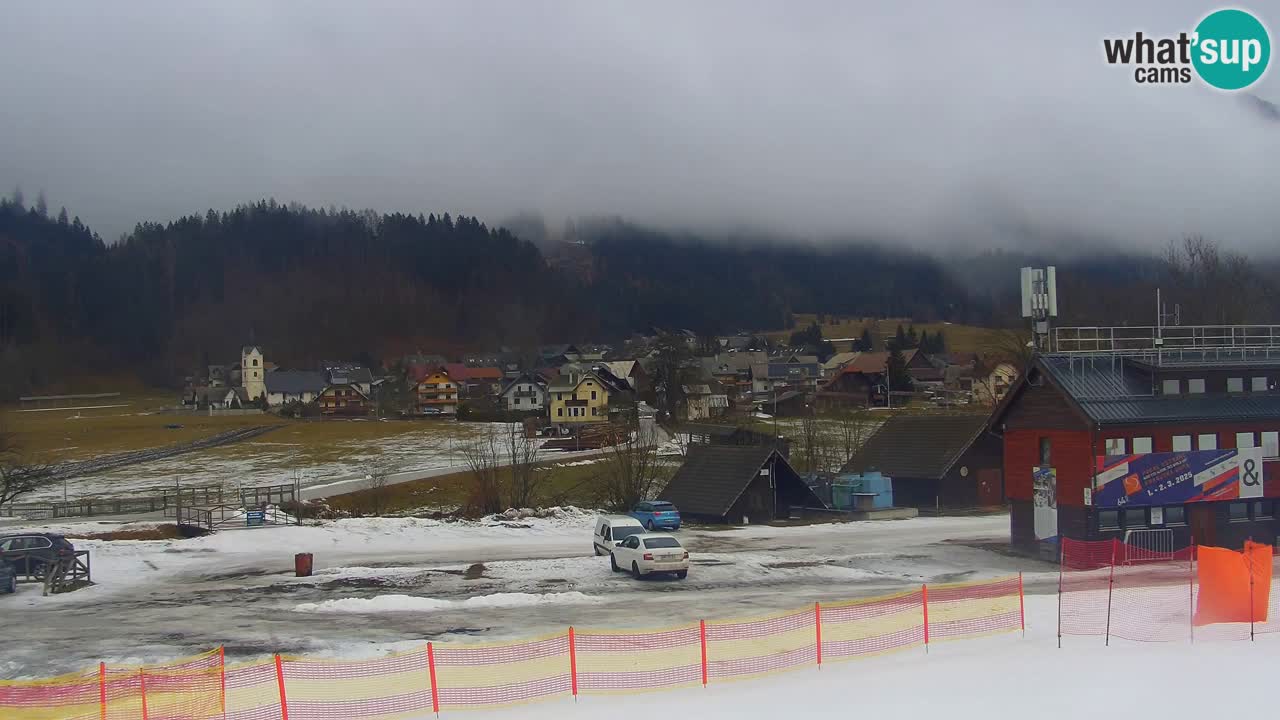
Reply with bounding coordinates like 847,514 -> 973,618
766,314 -> 1003,354
2,391 -> 479,465
324,458 -> 611,515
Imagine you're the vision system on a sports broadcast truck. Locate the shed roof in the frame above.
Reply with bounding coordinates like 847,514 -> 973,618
840,413 -> 990,479
660,445 -> 817,517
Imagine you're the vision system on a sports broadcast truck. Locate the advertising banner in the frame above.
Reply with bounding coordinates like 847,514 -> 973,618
1093,447 -> 1265,508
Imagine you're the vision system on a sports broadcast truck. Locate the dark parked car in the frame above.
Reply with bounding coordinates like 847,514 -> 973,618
0,560 -> 15,594
0,533 -> 76,580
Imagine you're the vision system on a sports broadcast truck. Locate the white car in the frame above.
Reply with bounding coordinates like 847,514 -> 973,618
592,515 -> 645,556
610,533 -> 689,579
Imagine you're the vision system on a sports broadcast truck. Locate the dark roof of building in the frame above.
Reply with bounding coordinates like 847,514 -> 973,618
1022,354 -> 1280,426
844,349 -> 919,374
840,413 -> 990,479
660,445 -> 813,517
499,371 -> 548,396
326,366 -> 373,385
264,370 -> 326,395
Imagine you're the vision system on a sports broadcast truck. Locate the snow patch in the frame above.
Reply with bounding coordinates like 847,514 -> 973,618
293,591 -> 600,614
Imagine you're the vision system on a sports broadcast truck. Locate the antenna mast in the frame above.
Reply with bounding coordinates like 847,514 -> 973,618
1021,266 -> 1058,353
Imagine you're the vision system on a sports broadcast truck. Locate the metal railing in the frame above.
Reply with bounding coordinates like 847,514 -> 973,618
1122,528 -> 1178,562
1054,325 -> 1280,365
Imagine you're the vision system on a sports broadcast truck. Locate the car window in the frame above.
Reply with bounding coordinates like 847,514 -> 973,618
613,527 -> 642,541
626,536 -> 640,548
0,538 -> 13,551
644,537 -> 681,549
652,502 -> 675,511
30,537 -> 52,549
602,528 -> 611,541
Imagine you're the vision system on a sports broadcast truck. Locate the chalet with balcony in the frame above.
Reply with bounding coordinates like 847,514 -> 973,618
414,369 -> 459,415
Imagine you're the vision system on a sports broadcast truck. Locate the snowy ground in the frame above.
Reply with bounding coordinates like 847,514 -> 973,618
504,593 -> 1280,720
22,422 -> 529,502
0,513 -> 1038,679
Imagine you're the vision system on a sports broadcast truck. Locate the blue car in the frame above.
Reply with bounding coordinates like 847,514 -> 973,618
630,501 -> 681,531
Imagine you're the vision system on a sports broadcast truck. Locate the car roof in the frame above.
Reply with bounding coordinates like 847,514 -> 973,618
0,532 -> 66,539
599,515 -> 643,526
633,532 -> 682,543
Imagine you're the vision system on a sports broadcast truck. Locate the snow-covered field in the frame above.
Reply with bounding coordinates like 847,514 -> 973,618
22,422 -> 527,502
504,593 -> 1278,720
0,513 -> 1034,679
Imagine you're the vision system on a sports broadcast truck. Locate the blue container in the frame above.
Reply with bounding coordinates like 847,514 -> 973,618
832,471 -> 894,510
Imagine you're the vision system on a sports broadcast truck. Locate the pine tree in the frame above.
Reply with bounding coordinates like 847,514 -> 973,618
907,325 -> 918,349
857,328 -> 873,352
57,207 -> 69,225
887,346 -> 913,393
893,324 -> 907,350
35,191 -> 48,217
934,330 -> 946,353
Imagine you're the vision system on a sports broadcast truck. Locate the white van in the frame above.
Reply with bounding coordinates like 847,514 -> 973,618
592,515 -> 645,556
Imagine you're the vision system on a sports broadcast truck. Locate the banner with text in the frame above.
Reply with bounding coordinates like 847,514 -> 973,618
1093,447 -> 1264,508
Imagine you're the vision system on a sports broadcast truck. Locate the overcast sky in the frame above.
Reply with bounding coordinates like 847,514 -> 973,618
1,1 -> 1277,250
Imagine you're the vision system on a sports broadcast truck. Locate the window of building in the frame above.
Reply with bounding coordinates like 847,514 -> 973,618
1039,437 -> 1052,465
1188,378 -> 1206,394
1229,503 -> 1249,521
1237,432 -> 1256,449
1122,508 -> 1146,528
513,398 -> 520,406
1172,435 -> 1192,452
1132,437 -> 1153,454
1098,510 -> 1120,530
1197,434 -> 1218,450
591,391 -> 597,400
1253,501 -> 1274,519
1164,506 -> 1186,525
253,359 -> 259,367
1264,431 -> 1279,458
1253,377 -> 1269,392
1228,377 -> 1245,393
1162,379 -> 1181,395
1104,438 -> 1126,457
557,408 -> 563,417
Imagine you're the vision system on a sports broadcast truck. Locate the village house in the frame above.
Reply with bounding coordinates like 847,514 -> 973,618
444,363 -> 504,398
750,355 -> 822,396
817,349 -> 934,409
264,370 -> 326,407
499,371 -> 549,413
413,369 -> 459,415
321,363 -> 374,397
661,445 -> 824,524
317,382 -> 371,417
970,361 -> 1019,405
548,367 -> 631,429
821,351 -> 860,378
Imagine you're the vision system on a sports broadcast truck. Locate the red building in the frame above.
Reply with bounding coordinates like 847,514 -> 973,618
991,332 -> 1280,558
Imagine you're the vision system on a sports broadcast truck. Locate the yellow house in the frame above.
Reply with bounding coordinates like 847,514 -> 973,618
414,369 -> 459,415
548,370 -> 623,427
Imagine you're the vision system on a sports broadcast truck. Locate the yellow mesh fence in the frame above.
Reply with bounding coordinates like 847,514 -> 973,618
0,576 -> 1024,718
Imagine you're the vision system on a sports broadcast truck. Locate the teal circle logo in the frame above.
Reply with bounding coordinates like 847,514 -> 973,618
1192,9 -> 1271,90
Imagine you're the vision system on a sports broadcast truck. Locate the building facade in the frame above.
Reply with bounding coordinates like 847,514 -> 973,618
242,346 -> 265,401
499,372 -> 549,412
414,370 -> 459,415
992,330 -> 1280,559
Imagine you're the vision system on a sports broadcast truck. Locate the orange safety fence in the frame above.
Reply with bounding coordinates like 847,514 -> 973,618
1059,538 -> 1280,645
1,576 -> 1024,719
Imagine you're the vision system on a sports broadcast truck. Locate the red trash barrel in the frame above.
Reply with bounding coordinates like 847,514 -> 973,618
295,553 -> 313,577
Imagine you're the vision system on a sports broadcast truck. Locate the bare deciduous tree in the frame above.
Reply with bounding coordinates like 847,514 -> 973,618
834,408 -> 873,468
0,428 -> 55,508
598,422 -> 670,512
462,425 -> 504,516
506,424 -> 543,509
364,464 -> 391,515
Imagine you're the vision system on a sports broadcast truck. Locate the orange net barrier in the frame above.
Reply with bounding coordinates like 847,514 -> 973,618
1,576 -> 1023,718
1060,538 -> 1280,644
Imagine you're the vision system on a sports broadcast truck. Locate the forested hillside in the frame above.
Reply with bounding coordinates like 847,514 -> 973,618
0,195 -> 1272,397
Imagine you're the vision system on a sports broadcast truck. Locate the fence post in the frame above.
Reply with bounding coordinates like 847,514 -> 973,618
219,646 -> 227,720
1104,540 -> 1116,647
1249,540 -> 1256,642
1057,547 -> 1064,649
98,662 -> 106,720
568,627 -> 578,701
139,668 -> 149,720
921,584 -> 930,653
274,654 -> 289,720
699,620 -> 708,687
1188,542 -> 1196,644
1018,572 -> 1026,637
814,602 -> 823,668
427,642 -> 440,716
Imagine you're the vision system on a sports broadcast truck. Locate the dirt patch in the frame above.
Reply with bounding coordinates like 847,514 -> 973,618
463,563 -> 486,580
65,524 -> 200,541
763,560 -> 824,570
